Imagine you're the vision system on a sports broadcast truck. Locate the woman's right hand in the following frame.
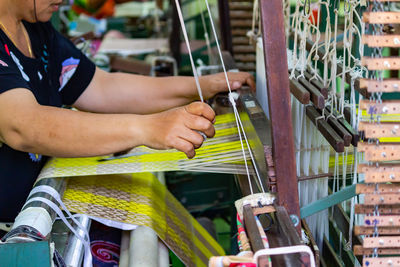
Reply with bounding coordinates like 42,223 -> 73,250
139,102 -> 216,158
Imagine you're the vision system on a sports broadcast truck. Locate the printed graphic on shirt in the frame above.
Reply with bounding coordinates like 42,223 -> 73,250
59,57 -> 80,91
0,59 -> 8,67
29,153 -> 42,162
10,51 -> 30,81
38,71 -> 42,80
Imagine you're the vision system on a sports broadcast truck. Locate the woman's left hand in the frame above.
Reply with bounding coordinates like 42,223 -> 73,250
199,72 -> 256,100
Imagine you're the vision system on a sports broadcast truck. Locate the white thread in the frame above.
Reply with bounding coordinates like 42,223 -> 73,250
22,196 -> 92,267
174,0 -> 204,102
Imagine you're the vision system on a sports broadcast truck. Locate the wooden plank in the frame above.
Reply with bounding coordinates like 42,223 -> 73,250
326,116 -> 352,147
355,225 -> 400,235
294,70 -> 325,109
361,57 -> 400,70
363,215 -> 400,227
363,12 -> 400,24
358,142 -> 400,161
359,163 -> 400,183
364,193 -> 400,205
355,204 -> 400,214
306,105 -> 345,152
363,236 -> 400,248
363,257 -> 400,267
289,78 -> 311,105
354,245 -> 400,255
356,183 -> 400,194
360,99 -> 400,115
303,71 -> 329,99
326,106 -> 359,146
218,0 -> 233,55
358,122 -> 400,138
260,0 -> 300,229
363,35 -> 400,47
360,78 -> 400,93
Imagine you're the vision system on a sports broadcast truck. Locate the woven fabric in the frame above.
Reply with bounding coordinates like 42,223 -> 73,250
62,173 -> 225,267
38,113 -> 254,181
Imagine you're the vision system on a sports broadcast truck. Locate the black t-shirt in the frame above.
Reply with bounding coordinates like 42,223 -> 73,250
0,21 -> 96,222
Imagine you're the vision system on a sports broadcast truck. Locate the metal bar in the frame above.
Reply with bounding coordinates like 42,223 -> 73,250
300,184 -> 357,219
259,0 -> 300,231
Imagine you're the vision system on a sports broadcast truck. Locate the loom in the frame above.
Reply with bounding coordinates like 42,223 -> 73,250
4,0 -> 399,267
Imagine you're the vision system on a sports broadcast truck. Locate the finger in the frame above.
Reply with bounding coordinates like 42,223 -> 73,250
179,129 -> 205,149
185,115 -> 215,138
172,137 -> 196,158
185,102 -> 216,122
246,76 -> 256,91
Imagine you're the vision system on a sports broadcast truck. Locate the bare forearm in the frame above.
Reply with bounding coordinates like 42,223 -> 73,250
4,106 -> 143,157
76,70 -> 200,114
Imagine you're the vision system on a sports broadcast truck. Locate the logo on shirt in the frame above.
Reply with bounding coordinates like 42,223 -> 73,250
10,51 -> 29,81
0,59 -> 8,67
29,153 -> 42,162
59,57 -> 80,91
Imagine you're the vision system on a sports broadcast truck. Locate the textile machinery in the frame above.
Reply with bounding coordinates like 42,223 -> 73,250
6,0 -> 395,266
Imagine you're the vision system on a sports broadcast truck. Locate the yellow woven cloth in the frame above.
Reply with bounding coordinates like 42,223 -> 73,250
37,113 -> 254,181
62,173 -> 225,267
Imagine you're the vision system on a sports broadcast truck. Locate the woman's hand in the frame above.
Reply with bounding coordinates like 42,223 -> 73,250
199,72 -> 256,99
140,102 -> 215,158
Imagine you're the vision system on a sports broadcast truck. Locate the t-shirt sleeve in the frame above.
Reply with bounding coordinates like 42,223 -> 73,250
49,24 -> 96,105
0,48 -> 31,94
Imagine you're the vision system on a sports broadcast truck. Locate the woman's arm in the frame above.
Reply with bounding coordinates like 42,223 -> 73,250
73,67 -> 255,114
0,89 -> 215,158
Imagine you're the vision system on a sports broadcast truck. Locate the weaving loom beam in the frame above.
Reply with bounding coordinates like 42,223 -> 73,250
363,257 -> 400,267
303,71 -> 329,99
289,78 -> 311,105
354,226 -> 400,235
242,205 -> 270,266
326,106 -> 359,146
363,12 -> 400,24
359,163 -> 400,183
358,142 -> 400,161
305,105 -> 345,153
360,78 -> 400,93
353,245 -> 400,256
294,70 -> 325,110
361,57 -> 400,70
300,184 -> 356,219
360,99 -> 400,115
259,0 -> 300,230
358,121 -> 400,138
363,35 -> 400,48
355,204 -> 400,215
324,113 -> 352,147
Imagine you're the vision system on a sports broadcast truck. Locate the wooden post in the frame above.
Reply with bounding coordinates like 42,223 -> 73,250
259,0 -> 301,232
218,0 -> 233,55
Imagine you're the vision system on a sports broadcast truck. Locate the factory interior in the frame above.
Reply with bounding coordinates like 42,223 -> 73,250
1,0 -> 400,266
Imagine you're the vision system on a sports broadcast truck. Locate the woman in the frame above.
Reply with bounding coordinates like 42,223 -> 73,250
0,0 -> 254,222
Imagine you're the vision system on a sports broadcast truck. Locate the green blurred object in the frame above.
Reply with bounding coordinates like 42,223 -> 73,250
0,241 -> 52,267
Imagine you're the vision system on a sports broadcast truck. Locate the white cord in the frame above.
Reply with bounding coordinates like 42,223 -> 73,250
174,0 -> 204,102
